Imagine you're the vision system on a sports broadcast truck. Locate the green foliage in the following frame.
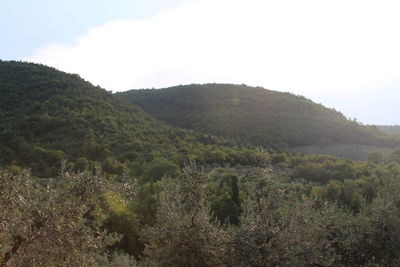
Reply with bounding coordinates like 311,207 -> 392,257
0,61 -> 274,177
141,157 -> 180,183
292,156 -> 355,183
101,192 -> 143,259
271,152 -> 289,165
0,167 -> 118,266
293,143 -> 394,161
102,157 -> 125,175
141,163 -> 231,266
3,61 -> 400,266
91,251 -> 137,267
133,182 -> 161,227
2,159 -> 400,266
140,164 -> 400,266
231,172 -> 337,266
209,174 -> 242,224
119,84 -> 399,149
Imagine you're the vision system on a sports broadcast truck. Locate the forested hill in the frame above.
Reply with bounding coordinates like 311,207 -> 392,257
0,62 -> 268,177
119,84 -> 398,149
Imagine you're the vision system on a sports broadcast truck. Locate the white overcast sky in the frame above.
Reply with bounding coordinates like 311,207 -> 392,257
11,0 -> 400,124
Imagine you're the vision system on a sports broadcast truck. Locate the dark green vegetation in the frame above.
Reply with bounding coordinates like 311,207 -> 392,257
2,61 -> 400,266
0,61 -> 268,178
119,84 -> 399,150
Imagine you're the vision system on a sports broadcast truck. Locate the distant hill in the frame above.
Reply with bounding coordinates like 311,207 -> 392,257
377,125 -> 400,135
0,62 -> 267,177
119,84 -> 398,149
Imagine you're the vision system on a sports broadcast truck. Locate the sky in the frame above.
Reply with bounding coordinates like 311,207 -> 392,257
2,0 -> 400,125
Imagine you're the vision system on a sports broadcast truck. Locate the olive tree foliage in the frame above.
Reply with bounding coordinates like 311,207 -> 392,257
91,251 -> 137,267
230,169 -> 339,266
0,165 -> 132,267
141,162 -> 231,267
233,170 -> 400,266
140,166 -> 346,266
348,181 -> 400,266
313,179 -> 400,267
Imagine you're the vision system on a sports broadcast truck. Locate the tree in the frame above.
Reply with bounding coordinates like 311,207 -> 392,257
0,166 -> 119,267
101,191 -> 143,260
210,175 -> 242,225
141,157 -> 180,183
141,162 -> 230,266
230,169 -> 337,266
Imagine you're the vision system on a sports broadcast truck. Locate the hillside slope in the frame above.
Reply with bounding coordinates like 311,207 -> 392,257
119,84 -> 398,149
0,62 -> 267,177
377,125 -> 400,135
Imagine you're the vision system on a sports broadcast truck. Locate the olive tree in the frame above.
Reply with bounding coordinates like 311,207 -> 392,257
230,169 -> 338,266
141,162 -> 230,267
0,167 -> 120,267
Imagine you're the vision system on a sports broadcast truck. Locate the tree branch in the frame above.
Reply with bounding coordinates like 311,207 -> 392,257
1,235 -> 25,267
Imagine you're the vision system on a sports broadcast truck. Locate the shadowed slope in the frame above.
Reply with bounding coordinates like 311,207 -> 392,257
119,84 -> 397,149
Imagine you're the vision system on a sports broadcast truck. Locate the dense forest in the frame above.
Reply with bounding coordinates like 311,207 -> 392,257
2,61 -> 400,266
0,61 -> 269,178
119,84 -> 399,149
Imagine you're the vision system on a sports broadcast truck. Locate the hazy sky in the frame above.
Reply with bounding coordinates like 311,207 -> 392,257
2,0 -> 400,125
